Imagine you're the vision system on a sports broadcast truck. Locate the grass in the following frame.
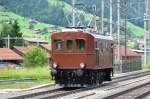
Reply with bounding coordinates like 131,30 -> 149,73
0,66 -> 53,89
0,79 -> 52,89
142,63 -> 150,69
0,66 -> 51,80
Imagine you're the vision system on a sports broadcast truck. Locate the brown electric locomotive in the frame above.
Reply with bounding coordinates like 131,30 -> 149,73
51,29 -> 113,87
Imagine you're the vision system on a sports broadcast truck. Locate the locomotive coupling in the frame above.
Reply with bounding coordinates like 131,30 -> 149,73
76,69 -> 84,77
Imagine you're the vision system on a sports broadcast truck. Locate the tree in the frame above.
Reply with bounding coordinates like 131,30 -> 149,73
23,46 -> 48,67
0,20 -> 23,48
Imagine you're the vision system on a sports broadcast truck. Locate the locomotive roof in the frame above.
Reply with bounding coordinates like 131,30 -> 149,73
61,28 -> 113,41
90,33 -> 113,40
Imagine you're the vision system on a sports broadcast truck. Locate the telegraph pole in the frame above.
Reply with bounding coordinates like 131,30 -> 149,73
148,0 -> 150,63
8,35 -> 10,48
72,0 -> 75,27
144,0 -> 150,64
117,0 -> 120,64
0,37 -> 23,48
120,0 -> 127,66
93,5 -> 97,31
124,0 -> 127,66
110,0 -> 113,36
144,13 -> 147,64
101,0 -> 104,33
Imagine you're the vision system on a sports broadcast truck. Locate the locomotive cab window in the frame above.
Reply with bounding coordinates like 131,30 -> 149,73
54,39 -> 63,50
67,40 -> 73,51
76,39 -> 85,51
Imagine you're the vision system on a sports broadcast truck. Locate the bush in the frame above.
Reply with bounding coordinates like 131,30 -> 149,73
23,46 -> 48,67
142,61 -> 150,69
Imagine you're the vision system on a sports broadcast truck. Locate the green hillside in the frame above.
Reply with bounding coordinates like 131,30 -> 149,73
0,0 -> 144,38
127,22 -> 144,37
0,6 -> 63,41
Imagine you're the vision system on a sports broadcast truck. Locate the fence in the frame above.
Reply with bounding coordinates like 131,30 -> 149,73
113,58 -> 142,73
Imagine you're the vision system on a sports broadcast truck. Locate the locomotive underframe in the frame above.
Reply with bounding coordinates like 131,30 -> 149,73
51,68 -> 113,87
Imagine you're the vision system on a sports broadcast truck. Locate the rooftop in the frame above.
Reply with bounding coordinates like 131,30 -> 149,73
13,46 -> 33,55
0,48 -> 23,61
23,37 -> 48,43
40,44 -> 51,52
114,45 -> 141,57
13,45 -> 51,58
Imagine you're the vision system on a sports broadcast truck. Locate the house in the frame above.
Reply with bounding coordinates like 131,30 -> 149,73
13,46 -> 33,56
113,45 -> 141,73
32,29 -> 42,34
39,44 -> 51,63
29,19 -> 38,24
13,45 -> 51,61
0,48 -> 23,68
23,37 -> 48,45
131,49 -> 149,64
39,44 -> 51,57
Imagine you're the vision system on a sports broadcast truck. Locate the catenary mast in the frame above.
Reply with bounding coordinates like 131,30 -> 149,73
110,0 -> 113,36
101,0 -> 104,33
72,0 -> 75,27
117,0 -> 120,64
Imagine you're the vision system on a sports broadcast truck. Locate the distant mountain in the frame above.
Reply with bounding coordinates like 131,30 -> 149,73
0,0 -> 95,27
0,0 -> 144,38
0,5 -> 62,41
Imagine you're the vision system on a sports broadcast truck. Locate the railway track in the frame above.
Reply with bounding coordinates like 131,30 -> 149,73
102,77 -> 150,99
62,74 -> 150,99
6,69 -> 150,99
59,69 -> 150,99
124,84 -> 150,99
144,94 -> 150,99
0,79 -> 37,84
0,78 -> 50,84
7,85 -> 63,99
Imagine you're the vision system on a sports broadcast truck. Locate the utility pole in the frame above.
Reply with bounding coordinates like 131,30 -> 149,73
0,37 -> 23,48
117,0 -> 120,65
148,0 -> 150,63
144,0 -> 150,64
124,0 -> 127,67
72,0 -> 75,27
93,5 -> 97,31
110,0 -> 113,36
144,14 -> 147,64
8,35 -> 10,48
101,0 -> 104,33
120,0 -> 127,66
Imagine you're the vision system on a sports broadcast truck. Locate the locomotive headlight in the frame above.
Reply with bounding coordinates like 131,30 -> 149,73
53,63 -> 57,68
80,62 -> 85,69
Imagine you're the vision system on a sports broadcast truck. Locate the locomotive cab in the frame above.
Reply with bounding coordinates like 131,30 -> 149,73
51,30 -> 113,87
